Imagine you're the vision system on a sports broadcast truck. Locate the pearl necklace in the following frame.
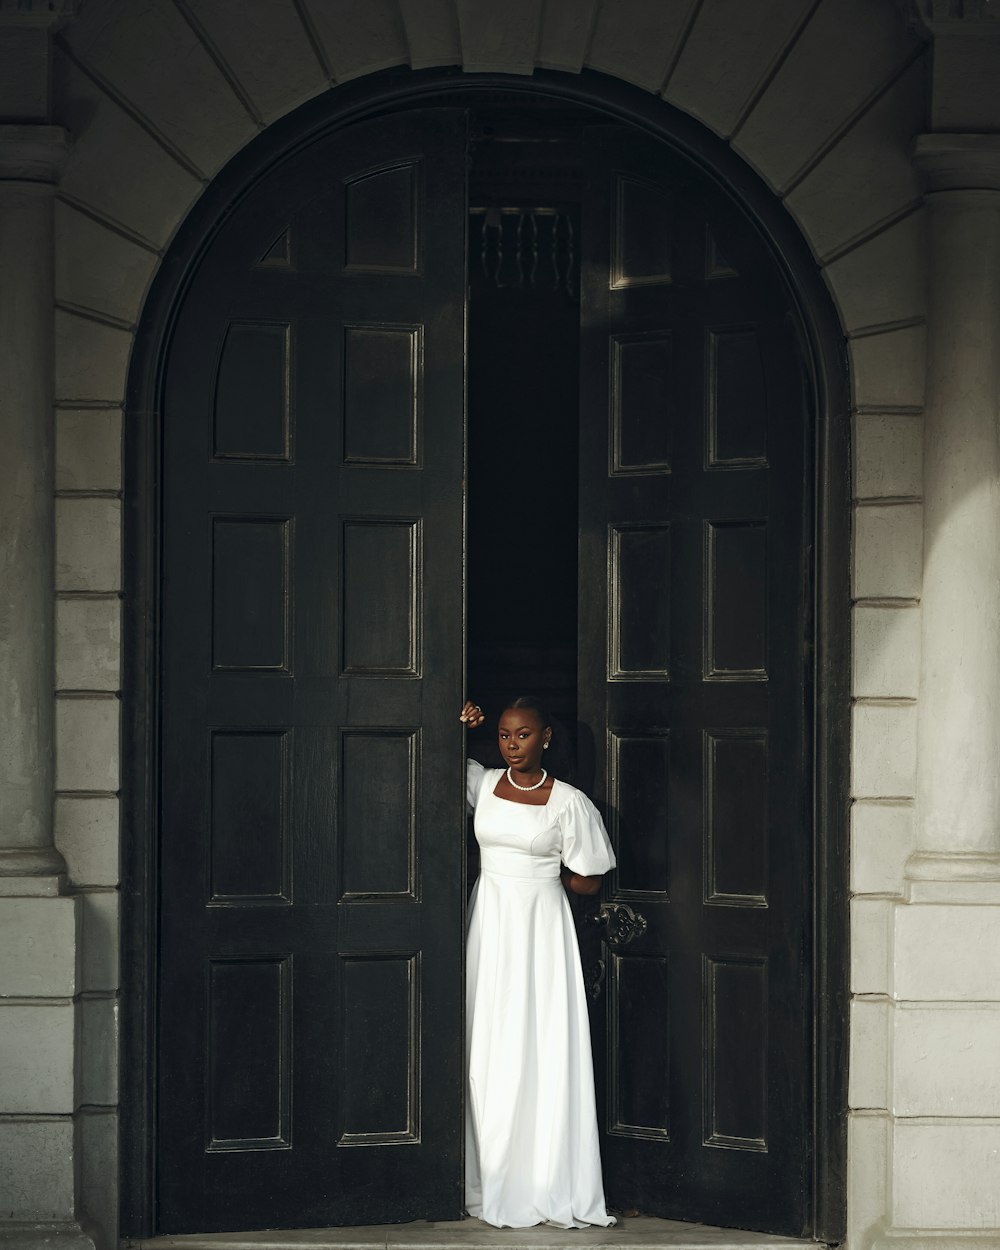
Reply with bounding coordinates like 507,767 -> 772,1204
506,767 -> 548,792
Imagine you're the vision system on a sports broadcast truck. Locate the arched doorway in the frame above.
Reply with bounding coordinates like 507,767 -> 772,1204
122,68 -> 849,1244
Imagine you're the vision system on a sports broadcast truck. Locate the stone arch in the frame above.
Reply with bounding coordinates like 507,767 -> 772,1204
50,4 -> 928,1245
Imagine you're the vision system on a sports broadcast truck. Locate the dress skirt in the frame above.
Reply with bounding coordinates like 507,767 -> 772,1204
464,765 -> 616,1229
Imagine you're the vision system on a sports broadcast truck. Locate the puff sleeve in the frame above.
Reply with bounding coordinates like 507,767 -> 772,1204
466,758 -> 487,813
558,788 -> 617,877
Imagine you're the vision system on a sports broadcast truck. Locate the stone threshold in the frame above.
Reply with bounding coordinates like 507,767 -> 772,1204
126,1216 -> 819,1250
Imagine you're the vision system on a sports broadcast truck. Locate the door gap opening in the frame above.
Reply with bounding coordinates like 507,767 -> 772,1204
465,198 -> 582,775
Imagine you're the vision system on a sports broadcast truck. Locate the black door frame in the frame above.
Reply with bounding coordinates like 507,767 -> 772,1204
122,65 -> 850,1242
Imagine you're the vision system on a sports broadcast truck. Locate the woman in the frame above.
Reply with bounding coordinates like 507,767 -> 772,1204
459,695 -> 616,1229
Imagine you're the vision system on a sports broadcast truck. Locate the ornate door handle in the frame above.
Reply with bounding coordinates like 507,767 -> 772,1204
589,901 -> 647,947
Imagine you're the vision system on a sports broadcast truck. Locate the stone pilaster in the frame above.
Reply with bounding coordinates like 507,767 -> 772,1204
0,124 -> 70,894
907,135 -> 1000,903
871,128 -> 1000,1250
0,7 -> 96,1250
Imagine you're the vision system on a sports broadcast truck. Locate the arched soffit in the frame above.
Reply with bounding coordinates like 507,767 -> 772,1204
53,0 -> 928,416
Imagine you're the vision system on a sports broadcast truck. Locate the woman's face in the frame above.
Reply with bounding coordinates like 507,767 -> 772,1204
497,708 -> 552,774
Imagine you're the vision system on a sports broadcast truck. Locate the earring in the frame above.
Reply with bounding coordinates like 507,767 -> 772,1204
543,742 -> 549,750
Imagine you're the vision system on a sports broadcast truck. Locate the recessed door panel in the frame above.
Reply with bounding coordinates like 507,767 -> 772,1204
340,730 -> 417,900
342,519 -> 420,675
705,520 -> 767,680
609,523 -> 671,679
702,956 -> 768,1151
609,731 -> 670,897
344,161 -> 420,274
209,730 -> 290,904
339,954 -> 420,1143
343,325 -> 421,465
610,332 -> 673,473
706,326 -> 767,467
211,517 -> 291,672
608,954 -> 671,1139
213,321 -> 291,460
206,957 -> 291,1150
705,730 -> 768,907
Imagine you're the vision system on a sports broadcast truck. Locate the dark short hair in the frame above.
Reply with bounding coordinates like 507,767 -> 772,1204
503,694 -> 552,727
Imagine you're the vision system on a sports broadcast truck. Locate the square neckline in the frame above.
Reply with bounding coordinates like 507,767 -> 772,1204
491,772 -> 555,809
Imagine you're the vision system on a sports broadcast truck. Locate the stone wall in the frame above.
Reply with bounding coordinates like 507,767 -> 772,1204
3,0 -> 965,1246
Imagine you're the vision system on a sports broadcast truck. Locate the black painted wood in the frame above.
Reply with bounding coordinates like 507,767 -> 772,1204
579,126 -> 813,1236
156,108 -> 468,1231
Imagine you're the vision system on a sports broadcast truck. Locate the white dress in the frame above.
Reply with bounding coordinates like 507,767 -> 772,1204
465,761 -> 617,1229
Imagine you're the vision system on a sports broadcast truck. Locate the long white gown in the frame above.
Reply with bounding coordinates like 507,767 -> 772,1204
465,761 -> 617,1229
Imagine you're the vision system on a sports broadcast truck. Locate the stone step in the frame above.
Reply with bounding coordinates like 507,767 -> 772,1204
128,1216 -> 819,1250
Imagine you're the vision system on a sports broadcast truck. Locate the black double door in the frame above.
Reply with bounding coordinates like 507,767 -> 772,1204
156,106 -> 812,1236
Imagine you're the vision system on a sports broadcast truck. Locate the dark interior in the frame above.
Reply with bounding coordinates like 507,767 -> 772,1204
465,107 -> 585,766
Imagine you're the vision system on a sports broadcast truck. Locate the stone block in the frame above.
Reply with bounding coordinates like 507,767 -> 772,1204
399,0 -> 462,69
62,0 -> 257,178
56,598 -> 121,692
54,51 -> 203,248
895,904 -> 1000,1002
851,703 -> 917,800
456,0 -> 542,75
785,58 -> 927,262
0,897 -> 78,998
586,0 -> 691,92
55,498 -> 122,594
824,210 -> 927,335
54,797 -> 119,889
893,1120 -> 1000,1229
0,1117 -> 76,1220
850,325 -> 927,412
184,0 -> 328,123
894,1005 -> 1000,1117
849,998 -> 889,1110
664,0 -> 813,138
309,0 -> 408,82
851,800 -> 917,897
854,413 -> 923,501
932,28 -> 1000,133
853,605 -> 920,700
537,0 -> 598,73
0,1003 -> 75,1114
848,1112 -> 890,1250
55,201 -> 157,329
78,1107 -> 118,1249
55,698 -> 119,794
0,26 -> 51,121
851,897 -> 892,996
55,310 -> 133,406
853,503 -> 923,601
55,408 -> 122,494
79,995 -> 119,1107
79,890 -> 120,994
733,0 -> 923,193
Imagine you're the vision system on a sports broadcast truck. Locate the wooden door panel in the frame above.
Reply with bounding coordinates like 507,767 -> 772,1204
157,109 -> 468,1232
580,127 -> 811,1236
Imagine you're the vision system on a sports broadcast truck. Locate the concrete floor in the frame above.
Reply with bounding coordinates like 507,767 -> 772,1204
128,1217 -> 818,1250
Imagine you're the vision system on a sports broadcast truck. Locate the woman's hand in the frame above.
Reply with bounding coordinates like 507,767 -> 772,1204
561,865 -> 603,896
460,700 -> 485,728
